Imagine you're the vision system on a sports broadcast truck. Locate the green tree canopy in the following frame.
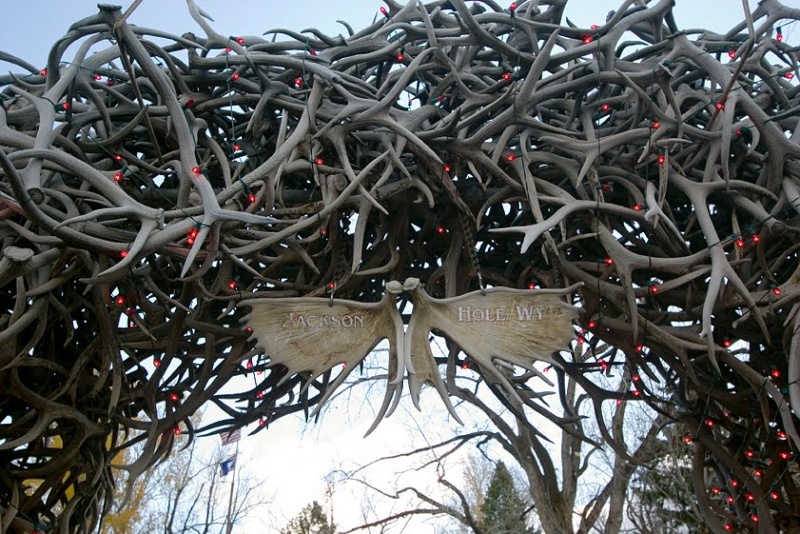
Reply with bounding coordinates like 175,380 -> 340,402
478,462 -> 536,534
280,501 -> 336,534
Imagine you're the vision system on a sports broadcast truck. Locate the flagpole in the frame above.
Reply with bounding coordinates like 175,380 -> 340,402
224,438 -> 239,534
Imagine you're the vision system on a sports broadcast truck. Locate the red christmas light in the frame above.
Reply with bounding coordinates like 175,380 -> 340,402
752,514 -> 758,523
651,121 -> 660,129
233,143 -> 241,151
590,24 -> 599,30
61,102 -> 70,111
395,53 -> 405,62
115,295 -> 126,307
174,426 -> 181,436
582,35 -> 592,45
754,468 -> 763,477
711,487 -> 721,494
657,153 -> 666,164
724,523 -> 732,532
321,229 -> 328,236
314,157 -> 324,165
113,154 -> 123,161
443,164 -> 452,173
93,73 -> 102,81
632,373 -> 640,382
506,154 -> 517,161
727,495 -> 735,504
185,98 -> 195,108
777,27 -> 783,42
246,360 -> 253,370
235,36 -> 245,45
683,435 -> 693,444
189,228 -> 199,239
40,68 -> 47,76
588,320 -> 598,329
107,79 -> 114,86
192,166 -> 202,175
745,449 -> 755,459
154,358 -> 161,368
600,103 -> 609,112
577,336 -> 585,344
509,2 -> 517,13
632,390 -> 641,397
294,77 -> 304,87
777,430 -> 787,439
705,418 -> 714,428
771,490 -> 780,500
649,284 -> 659,294
246,326 -> 253,334
633,204 -> 643,211
730,478 -> 739,488
231,73 -> 240,81
715,101 -> 724,110
259,417 -> 266,426
735,238 -> 744,248
501,72 -> 512,81
722,338 -> 732,348
248,193 -> 256,203
114,172 -> 123,182
616,399 -> 623,406
728,48 -> 736,59
752,234 -> 760,243
228,280 -> 237,290
380,6 -> 388,15
785,72 -> 795,80
120,250 -> 128,258
780,451 -> 793,460
461,361 -> 469,369
604,257 -> 613,265
772,368 -> 781,379
327,282 -> 336,290
169,392 -> 180,402
528,282 -> 536,289
436,226 -> 446,234
635,343 -> 644,353
257,391 -> 264,399
773,286 -> 782,296
225,47 -> 232,54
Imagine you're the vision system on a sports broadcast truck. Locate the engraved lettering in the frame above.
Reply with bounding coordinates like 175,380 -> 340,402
496,308 -> 506,322
516,305 -> 533,321
516,306 -> 544,321
473,308 -> 485,321
279,312 -> 366,328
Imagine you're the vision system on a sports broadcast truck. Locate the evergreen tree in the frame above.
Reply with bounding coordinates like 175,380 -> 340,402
478,462 -> 536,534
281,500 -> 337,534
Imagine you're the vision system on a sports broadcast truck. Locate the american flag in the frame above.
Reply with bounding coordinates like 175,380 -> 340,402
219,428 -> 241,446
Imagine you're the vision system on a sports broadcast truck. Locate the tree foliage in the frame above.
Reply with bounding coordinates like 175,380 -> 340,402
280,501 -> 337,534
478,462 -> 536,534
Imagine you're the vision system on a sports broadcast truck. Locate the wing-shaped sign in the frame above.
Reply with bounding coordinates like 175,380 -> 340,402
403,278 -> 581,405
240,281 -> 405,413
241,279 -> 580,430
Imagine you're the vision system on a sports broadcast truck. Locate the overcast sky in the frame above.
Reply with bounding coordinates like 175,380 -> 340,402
0,0 -> 773,532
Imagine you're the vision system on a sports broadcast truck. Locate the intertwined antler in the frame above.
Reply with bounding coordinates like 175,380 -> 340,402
1,0 -> 799,531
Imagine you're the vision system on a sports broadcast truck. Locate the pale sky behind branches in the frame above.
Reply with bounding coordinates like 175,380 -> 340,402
0,1 -> 780,532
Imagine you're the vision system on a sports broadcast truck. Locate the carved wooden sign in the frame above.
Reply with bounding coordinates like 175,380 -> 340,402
240,280 -> 580,425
